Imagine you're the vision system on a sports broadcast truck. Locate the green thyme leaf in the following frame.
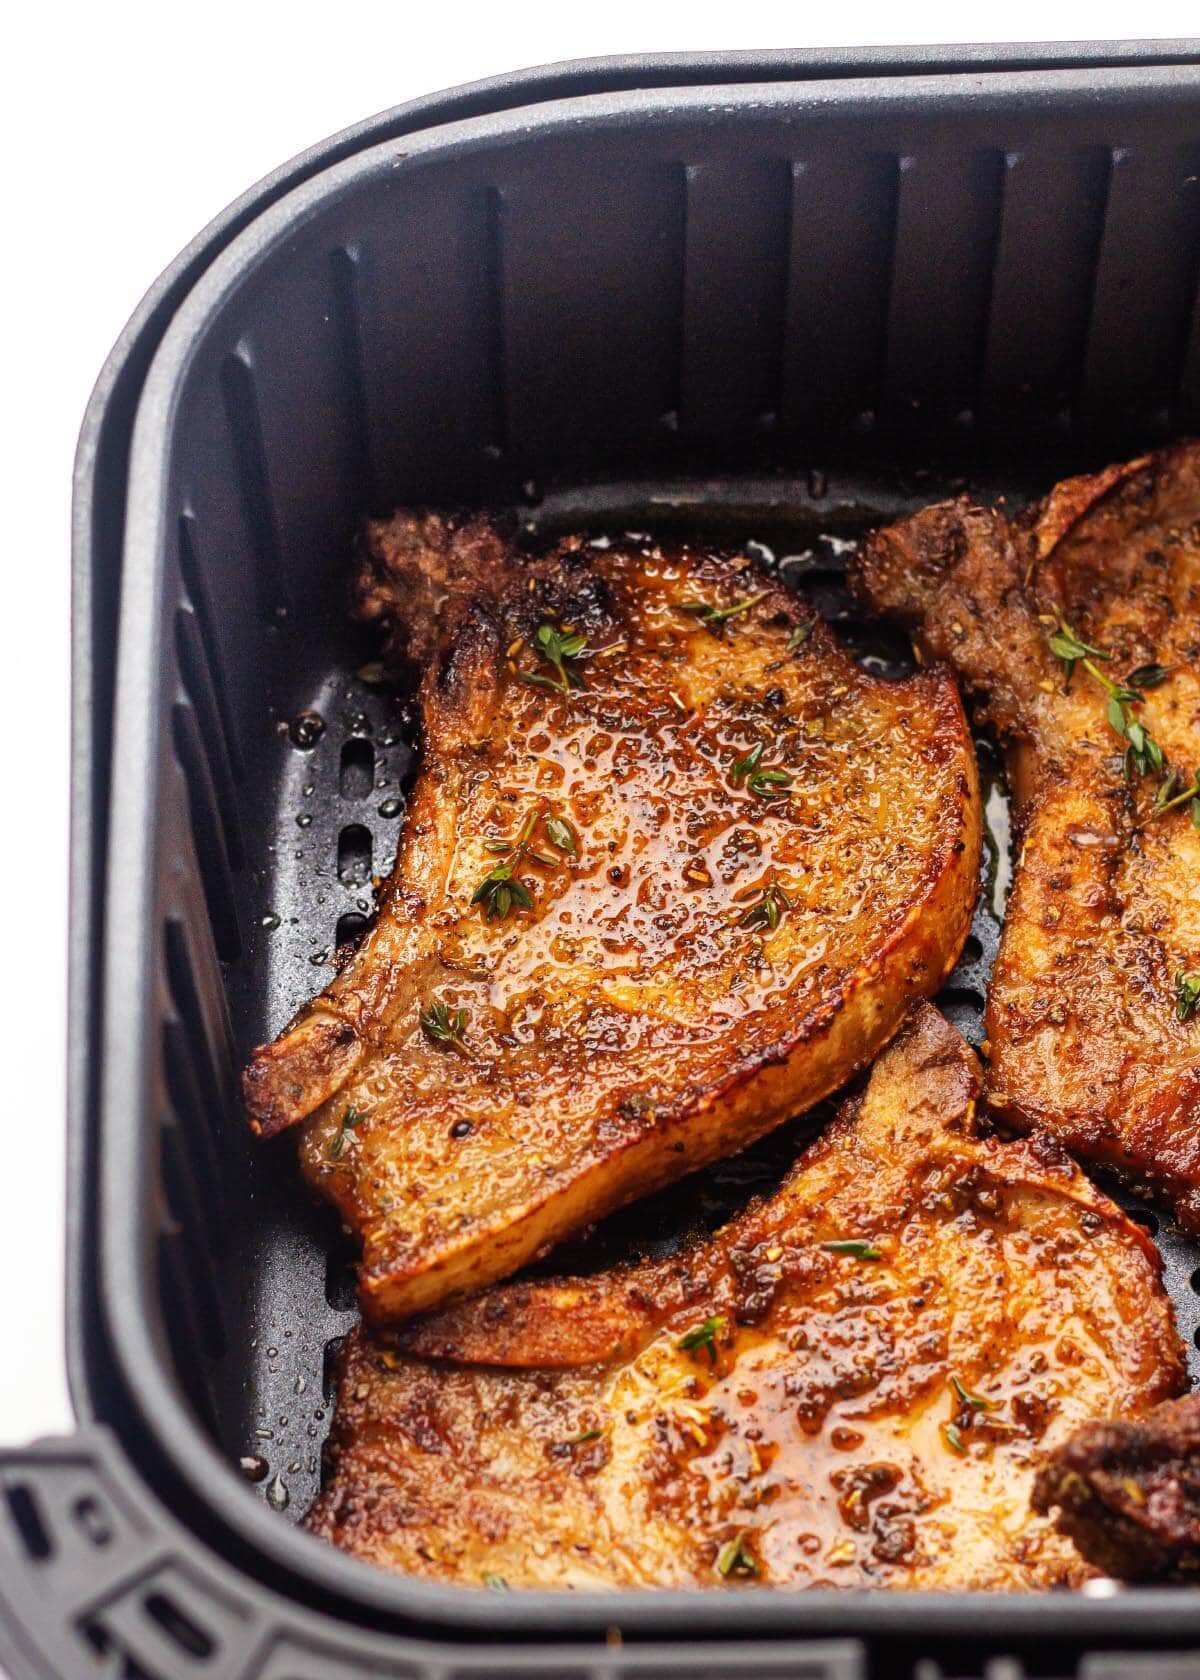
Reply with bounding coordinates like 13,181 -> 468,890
950,1375 -> 996,1412
821,1238 -> 883,1261
747,768 -> 793,799
677,1315 -> 727,1366
787,621 -> 814,652
1048,623 -> 1111,666
1149,767 -> 1200,822
520,623 -> 590,694
1126,663 -> 1171,690
942,1421 -> 968,1456
716,1531 -> 761,1578
679,591 -> 768,629
481,1571 -> 509,1591
730,742 -> 764,783
736,879 -> 793,933
1176,971 -> 1200,1024
419,999 -> 471,1055
544,815 -> 577,856
328,1104 -> 366,1160
564,1427 -> 603,1446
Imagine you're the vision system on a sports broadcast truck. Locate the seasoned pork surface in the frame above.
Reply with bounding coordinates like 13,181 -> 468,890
305,1007 -> 1185,1589
244,516 -> 980,1321
851,444 -> 1200,1225
1034,1393 -> 1200,1581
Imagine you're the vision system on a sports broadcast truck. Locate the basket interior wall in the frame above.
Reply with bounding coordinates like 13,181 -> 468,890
131,85 -> 1200,1529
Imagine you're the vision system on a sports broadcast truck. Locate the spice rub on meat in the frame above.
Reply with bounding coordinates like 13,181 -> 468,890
305,1007 -> 1185,1590
1034,1392 -> 1200,1582
851,443 -> 1200,1226
244,514 -> 980,1322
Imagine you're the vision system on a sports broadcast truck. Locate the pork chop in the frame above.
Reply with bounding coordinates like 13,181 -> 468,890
244,514 -> 980,1321
305,1006 -> 1185,1590
1033,1392 -> 1200,1582
850,444 -> 1200,1225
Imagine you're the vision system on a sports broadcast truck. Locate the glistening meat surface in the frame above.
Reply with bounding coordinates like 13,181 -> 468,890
851,444 -> 1200,1224
306,1007 -> 1185,1589
245,514 -> 980,1320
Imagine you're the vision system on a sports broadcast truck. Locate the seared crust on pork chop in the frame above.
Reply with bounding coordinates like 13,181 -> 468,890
851,444 -> 1200,1225
1033,1392 -> 1200,1582
245,515 -> 980,1321
305,1007 -> 1185,1589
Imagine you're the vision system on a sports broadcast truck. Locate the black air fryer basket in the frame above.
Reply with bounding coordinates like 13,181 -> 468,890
5,44 -> 1200,1680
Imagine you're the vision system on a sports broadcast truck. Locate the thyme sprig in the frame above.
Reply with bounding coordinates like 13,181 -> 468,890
520,623 -> 589,694
1176,972 -> 1200,1024
472,807 -> 577,920
950,1375 -> 996,1413
679,591 -> 767,630
733,876 -> 793,932
328,1104 -> 366,1160
729,741 -> 794,800
1148,767 -> 1200,828
821,1238 -> 883,1261
419,1000 -> 473,1057
941,1421 -> 968,1456
716,1532 -> 761,1578
1048,621 -> 1165,781
677,1315 -> 727,1367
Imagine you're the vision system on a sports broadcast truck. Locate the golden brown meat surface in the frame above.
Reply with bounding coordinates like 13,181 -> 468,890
304,1007 -> 1185,1590
1033,1393 -> 1200,1581
851,444 -> 1200,1224
244,516 -> 980,1321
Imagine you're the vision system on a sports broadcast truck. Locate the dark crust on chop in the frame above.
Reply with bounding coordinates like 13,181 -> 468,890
850,443 -> 1200,1227
244,515 -> 982,1321
304,1007 -> 1185,1591
1033,1394 -> 1200,1581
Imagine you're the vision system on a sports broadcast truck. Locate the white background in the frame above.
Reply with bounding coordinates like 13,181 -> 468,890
0,1 -> 1195,1449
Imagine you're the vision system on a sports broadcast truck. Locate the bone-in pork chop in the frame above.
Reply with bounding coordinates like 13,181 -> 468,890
851,444 -> 1200,1225
305,1007 -> 1185,1589
244,514 -> 980,1320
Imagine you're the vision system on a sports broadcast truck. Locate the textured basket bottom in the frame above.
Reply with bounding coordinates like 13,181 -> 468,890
210,463 -> 1200,1529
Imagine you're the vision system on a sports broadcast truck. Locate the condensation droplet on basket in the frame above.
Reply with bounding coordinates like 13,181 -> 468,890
296,812 -> 313,829
379,797 -> 402,819
288,709 -> 325,749
260,912 -> 280,932
294,1374 -> 306,1394
265,1474 -> 290,1511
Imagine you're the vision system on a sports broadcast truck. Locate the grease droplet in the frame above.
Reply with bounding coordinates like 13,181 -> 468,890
265,1473 -> 290,1511
379,798 -> 402,819
288,710 -> 325,749
260,913 -> 280,932
296,812 -> 313,829
239,1454 -> 269,1482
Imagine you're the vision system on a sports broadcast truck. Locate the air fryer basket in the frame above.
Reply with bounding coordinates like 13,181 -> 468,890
7,46 -> 1200,1680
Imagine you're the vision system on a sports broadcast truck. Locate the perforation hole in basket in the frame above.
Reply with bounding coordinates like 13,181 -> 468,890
142,1591 -> 216,1661
78,1618 -> 162,1680
5,1483 -> 52,1560
334,911 -> 370,952
322,1334 -> 348,1401
337,824 -> 372,887
71,1495 -> 113,1548
339,737 -> 375,799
